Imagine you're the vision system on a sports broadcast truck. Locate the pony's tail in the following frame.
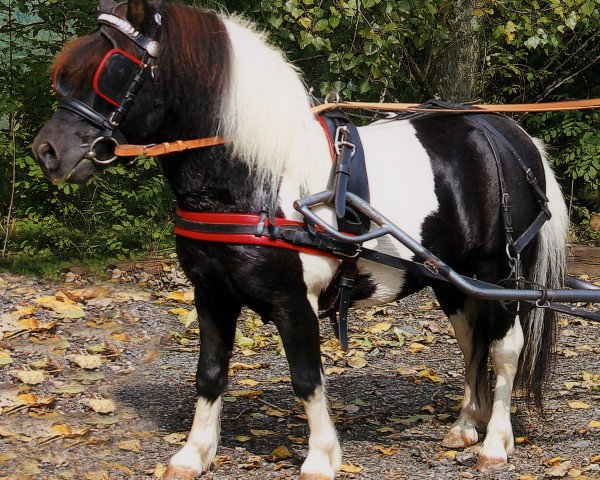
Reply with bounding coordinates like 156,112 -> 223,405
516,139 -> 569,407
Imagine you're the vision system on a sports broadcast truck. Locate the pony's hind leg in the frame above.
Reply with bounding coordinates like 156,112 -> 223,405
441,297 -> 492,448
476,313 -> 523,470
165,288 -> 241,479
435,292 -> 491,449
269,292 -> 341,480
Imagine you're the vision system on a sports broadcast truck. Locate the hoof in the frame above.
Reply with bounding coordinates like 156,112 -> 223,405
162,466 -> 200,480
442,431 -> 478,449
300,475 -> 333,480
474,456 -> 507,471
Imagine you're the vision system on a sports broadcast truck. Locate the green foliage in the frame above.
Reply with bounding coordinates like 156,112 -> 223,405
0,0 -> 175,262
1,0 -> 598,268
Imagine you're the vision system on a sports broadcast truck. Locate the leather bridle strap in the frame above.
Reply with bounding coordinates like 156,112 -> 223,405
114,136 -> 226,156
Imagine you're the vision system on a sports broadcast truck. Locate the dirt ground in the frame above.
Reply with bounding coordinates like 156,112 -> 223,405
0,266 -> 599,480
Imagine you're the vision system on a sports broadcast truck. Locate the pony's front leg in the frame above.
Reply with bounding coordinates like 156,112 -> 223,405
165,291 -> 240,480
272,294 -> 342,480
475,317 -> 524,470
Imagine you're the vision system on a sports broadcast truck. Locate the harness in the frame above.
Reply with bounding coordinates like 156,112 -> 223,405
57,12 -> 600,345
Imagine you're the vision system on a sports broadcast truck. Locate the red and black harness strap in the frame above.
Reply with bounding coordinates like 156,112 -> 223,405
174,209 -> 361,259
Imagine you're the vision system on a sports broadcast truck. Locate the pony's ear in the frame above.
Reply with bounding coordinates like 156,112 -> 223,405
127,0 -> 151,31
99,0 -> 116,14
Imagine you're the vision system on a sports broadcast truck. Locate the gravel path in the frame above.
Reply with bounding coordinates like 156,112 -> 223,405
0,269 -> 598,479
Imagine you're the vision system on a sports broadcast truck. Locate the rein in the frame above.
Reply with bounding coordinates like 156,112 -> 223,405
113,97 -> 600,158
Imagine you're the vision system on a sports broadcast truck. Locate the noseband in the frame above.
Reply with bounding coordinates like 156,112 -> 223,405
57,11 -> 161,166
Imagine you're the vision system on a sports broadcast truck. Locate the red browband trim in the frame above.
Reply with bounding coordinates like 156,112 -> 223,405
174,209 -> 339,258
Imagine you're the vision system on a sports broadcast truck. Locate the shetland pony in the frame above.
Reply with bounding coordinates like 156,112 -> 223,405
32,1 -> 568,478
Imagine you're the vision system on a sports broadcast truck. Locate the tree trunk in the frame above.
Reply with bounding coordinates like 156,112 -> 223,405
428,1 -> 483,102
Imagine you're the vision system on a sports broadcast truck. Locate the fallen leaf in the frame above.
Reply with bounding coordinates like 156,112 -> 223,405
118,439 -> 141,452
51,423 -> 90,438
340,464 -> 362,473
88,398 -> 116,413
416,368 -> 445,383
153,464 -> 167,478
228,389 -> 263,398
0,351 -> 13,366
375,445 -> 397,455
443,450 -> 458,459
369,321 -> 392,333
163,432 -> 187,444
16,370 -> 46,385
270,445 -> 292,461
73,354 -> 104,370
166,291 -> 194,304
250,429 -> 275,436
347,357 -> 367,369
51,385 -> 86,395
588,420 -> 600,429
239,379 -> 259,387
408,342 -> 430,353
324,366 -> 346,375
545,461 -> 572,478
236,435 -> 252,442
567,401 -> 591,409
288,435 -> 307,445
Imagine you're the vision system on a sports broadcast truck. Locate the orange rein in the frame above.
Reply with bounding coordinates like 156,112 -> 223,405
114,97 -> 600,157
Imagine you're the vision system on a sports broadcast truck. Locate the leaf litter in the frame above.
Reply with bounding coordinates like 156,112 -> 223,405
0,269 -> 599,479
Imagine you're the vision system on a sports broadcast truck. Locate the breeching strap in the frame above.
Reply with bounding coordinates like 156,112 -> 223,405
111,98 -> 600,158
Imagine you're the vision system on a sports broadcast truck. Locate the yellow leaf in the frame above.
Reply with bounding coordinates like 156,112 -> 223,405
377,426 -> 395,433
567,401 -> 591,409
416,369 -> 445,383
118,439 -> 141,452
270,445 -> 292,461
13,306 -> 37,317
324,366 -> 346,375
288,435 -> 307,445
375,445 -> 397,455
250,429 -> 275,436
153,463 -> 167,478
408,342 -> 430,353
347,357 -> 367,369
236,435 -> 251,442
230,362 -> 263,371
73,354 -> 103,370
228,389 -> 263,398
588,420 -> 600,429
369,321 -> 392,333
16,370 -> 45,385
519,475 -> 536,480
163,432 -> 187,444
51,424 -> 90,438
590,454 -> 600,463
239,379 -> 259,387
166,291 -> 194,304
340,464 -> 362,473
109,332 -> 131,342
169,307 -> 189,315
443,450 -> 458,459
88,398 -> 116,413
0,350 -> 13,366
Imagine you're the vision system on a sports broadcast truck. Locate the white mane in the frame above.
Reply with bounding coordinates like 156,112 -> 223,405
218,16 -> 331,202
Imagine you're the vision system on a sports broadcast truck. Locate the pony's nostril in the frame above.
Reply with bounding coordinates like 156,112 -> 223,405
37,142 -> 60,171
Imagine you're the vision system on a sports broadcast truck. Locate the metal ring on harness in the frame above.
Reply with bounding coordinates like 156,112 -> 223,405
86,136 -> 120,166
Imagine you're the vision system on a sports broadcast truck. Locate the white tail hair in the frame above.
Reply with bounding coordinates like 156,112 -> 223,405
518,138 -> 569,401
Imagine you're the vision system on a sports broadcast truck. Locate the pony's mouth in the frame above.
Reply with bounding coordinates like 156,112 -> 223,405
63,157 -> 96,184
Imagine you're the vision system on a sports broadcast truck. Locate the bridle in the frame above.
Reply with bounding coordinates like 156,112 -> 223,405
55,10 -> 162,166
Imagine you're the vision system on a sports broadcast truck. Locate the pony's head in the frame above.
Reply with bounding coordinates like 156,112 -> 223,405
32,0 -> 230,184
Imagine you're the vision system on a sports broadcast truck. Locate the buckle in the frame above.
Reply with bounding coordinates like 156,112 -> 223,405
334,126 -> 356,157
332,244 -> 361,259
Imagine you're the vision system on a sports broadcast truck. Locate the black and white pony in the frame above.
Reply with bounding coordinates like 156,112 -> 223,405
32,1 -> 569,478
